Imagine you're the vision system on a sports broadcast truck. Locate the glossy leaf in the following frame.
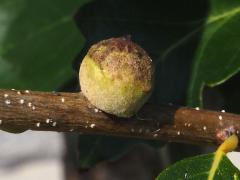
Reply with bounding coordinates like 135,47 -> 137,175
188,0 -> 240,107
156,153 -> 240,180
0,0 -> 88,90
157,135 -> 240,180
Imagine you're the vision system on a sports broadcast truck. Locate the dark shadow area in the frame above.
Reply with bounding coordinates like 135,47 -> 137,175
219,72 -> 240,114
137,103 -> 179,125
203,72 -> 240,114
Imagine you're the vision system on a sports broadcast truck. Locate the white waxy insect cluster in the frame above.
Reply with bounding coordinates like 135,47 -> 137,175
52,122 -> 57,126
195,107 -> 200,110
203,126 -> 207,131
5,99 -> 11,105
19,99 -> 25,104
46,118 -> 52,123
36,122 -> 40,127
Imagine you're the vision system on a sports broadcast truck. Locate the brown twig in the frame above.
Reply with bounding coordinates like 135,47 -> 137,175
0,89 -> 239,146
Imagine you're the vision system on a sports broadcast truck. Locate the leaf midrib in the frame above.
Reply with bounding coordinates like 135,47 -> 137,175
188,5 -> 240,106
207,7 -> 240,24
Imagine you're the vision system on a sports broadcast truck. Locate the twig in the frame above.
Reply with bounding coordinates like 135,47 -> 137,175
0,89 -> 239,146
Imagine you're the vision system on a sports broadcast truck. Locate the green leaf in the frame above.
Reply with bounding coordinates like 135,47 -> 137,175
187,0 -> 240,107
0,0 -> 89,90
156,153 -> 240,180
157,135 -> 240,180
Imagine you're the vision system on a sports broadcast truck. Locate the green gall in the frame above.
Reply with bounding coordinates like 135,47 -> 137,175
79,37 -> 154,117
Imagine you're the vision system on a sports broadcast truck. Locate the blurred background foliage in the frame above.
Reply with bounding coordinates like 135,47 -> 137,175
0,0 -> 240,179
0,0 -> 88,90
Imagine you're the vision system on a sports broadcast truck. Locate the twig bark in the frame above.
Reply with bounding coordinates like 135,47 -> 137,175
0,89 -> 239,146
